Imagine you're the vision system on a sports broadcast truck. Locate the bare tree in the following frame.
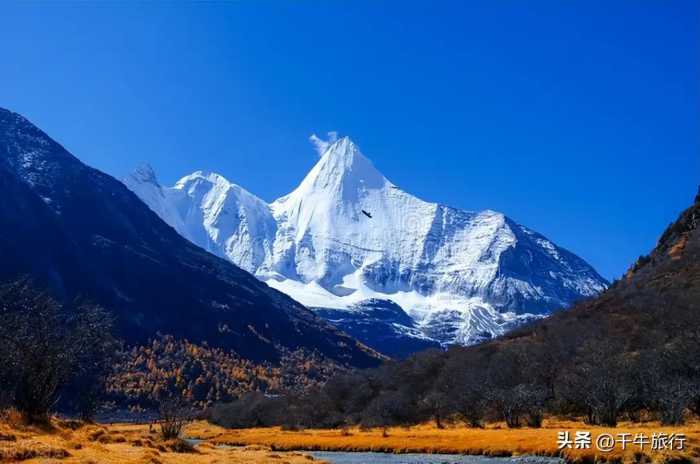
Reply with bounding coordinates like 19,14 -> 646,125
560,339 -> 632,427
0,279 -> 116,424
420,390 -> 448,429
646,342 -> 700,425
454,372 -> 487,428
656,377 -> 696,425
486,347 -> 528,428
159,395 -> 194,439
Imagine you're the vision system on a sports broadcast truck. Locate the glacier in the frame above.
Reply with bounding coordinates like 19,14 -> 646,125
124,136 -> 607,350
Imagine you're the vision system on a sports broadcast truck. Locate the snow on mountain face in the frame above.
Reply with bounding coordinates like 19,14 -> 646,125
125,136 -> 607,347
124,166 -> 277,274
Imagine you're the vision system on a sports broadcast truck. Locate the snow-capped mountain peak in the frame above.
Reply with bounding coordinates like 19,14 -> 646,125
310,136 -> 387,189
175,170 -> 232,192
272,136 -> 389,213
125,135 -> 608,349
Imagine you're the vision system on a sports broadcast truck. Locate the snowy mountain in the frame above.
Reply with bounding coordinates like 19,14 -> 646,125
0,107 -> 379,367
126,165 -> 277,274
125,135 -> 607,351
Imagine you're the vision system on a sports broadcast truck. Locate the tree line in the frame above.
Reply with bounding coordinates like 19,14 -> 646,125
208,332 -> 700,430
208,276 -> 700,430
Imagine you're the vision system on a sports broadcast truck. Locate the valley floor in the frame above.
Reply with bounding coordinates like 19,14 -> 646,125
188,419 -> 700,463
0,418 -> 324,464
2,418 -> 698,463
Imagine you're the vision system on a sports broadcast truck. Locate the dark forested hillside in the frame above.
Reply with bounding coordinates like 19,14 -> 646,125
0,107 -> 379,368
210,188 -> 700,429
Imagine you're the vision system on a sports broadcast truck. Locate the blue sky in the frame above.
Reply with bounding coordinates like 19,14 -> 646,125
1,1 -> 698,280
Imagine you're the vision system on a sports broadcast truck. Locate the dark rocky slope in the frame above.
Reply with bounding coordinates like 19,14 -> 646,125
0,108 -> 379,367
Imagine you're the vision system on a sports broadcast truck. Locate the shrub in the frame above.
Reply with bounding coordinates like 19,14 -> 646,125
159,396 -> 193,440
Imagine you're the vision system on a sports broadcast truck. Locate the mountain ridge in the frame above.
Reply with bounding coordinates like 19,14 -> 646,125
126,134 -> 608,350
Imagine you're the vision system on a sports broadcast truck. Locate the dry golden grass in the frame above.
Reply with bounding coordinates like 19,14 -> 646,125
2,416 -> 698,463
187,419 -> 700,463
0,417 -> 325,464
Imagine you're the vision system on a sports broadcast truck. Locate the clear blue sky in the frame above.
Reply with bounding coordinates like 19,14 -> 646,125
1,1 -> 698,280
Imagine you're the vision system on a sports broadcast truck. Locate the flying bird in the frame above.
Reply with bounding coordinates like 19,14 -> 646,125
361,209 -> 373,219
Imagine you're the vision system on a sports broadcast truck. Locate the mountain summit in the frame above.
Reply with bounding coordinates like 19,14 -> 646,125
288,136 -> 389,196
126,135 -> 608,352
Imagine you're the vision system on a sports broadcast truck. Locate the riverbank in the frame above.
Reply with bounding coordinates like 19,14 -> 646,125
187,419 -> 700,463
0,416 -> 323,463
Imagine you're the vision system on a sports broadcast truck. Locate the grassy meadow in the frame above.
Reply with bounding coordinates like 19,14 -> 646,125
189,418 -> 700,463
2,412 -> 699,463
0,413 -> 323,464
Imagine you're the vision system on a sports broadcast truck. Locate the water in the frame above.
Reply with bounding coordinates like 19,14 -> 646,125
183,437 -> 203,447
309,452 -> 564,464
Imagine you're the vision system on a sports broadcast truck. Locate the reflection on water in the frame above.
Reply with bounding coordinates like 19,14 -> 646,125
309,451 -> 564,464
